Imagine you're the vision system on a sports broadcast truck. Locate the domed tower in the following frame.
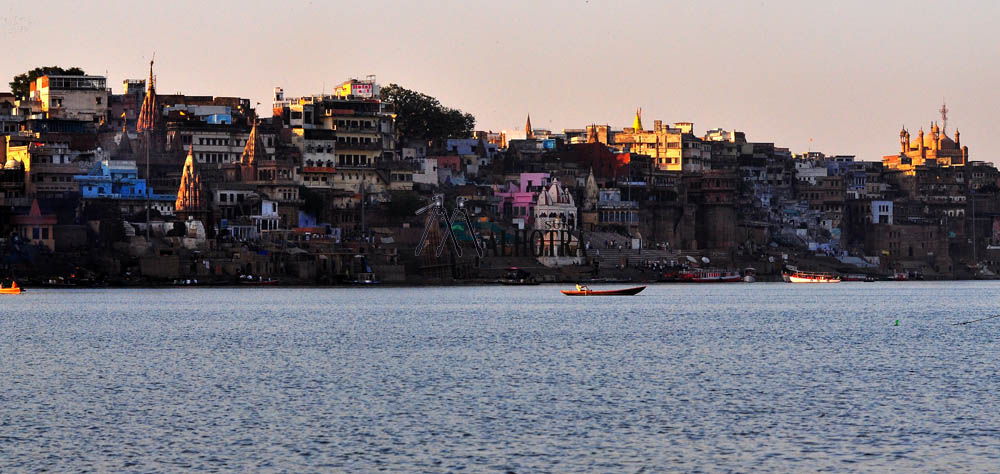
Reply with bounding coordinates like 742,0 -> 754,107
918,127 -> 925,159
931,122 -> 941,152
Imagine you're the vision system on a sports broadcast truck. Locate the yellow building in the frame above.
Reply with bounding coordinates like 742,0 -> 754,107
612,109 -> 706,171
883,122 -> 967,175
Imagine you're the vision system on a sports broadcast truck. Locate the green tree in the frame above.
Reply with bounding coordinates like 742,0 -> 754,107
380,83 -> 475,145
9,66 -> 86,100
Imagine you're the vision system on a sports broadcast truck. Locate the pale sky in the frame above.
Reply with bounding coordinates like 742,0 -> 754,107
2,0 -> 998,162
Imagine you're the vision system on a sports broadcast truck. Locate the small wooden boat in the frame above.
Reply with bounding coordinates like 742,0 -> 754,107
561,285 -> 646,296
1,281 -> 23,294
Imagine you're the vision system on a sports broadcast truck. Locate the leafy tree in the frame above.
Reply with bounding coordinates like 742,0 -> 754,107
9,66 -> 86,100
380,83 -> 475,145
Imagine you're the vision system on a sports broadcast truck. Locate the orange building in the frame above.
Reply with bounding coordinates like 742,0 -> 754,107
883,121 -> 967,175
13,199 -> 57,251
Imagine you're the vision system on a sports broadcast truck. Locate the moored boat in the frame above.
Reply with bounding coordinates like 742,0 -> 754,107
787,271 -> 840,283
561,285 -> 646,296
499,267 -> 539,285
841,274 -> 876,282
687,269 -> 742,283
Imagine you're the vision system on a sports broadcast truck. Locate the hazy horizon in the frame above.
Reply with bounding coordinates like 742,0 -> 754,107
2,0 -> 997,162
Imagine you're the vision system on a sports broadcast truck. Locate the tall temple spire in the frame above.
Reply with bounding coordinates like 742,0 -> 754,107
136,59 -> 158,132
240,119 -> 266,167
584,167 -> 599,211
633,108 -> 643,132
118,112 -> 132,156
525,114 -> 534,139
176,144 -> 204,211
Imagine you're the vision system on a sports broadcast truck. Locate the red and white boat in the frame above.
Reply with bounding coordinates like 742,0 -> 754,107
787,271 -> 840,283
685,269 -> 742,283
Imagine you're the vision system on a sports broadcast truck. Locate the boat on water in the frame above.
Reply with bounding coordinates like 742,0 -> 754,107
841,274 -> 876,282
499,267 -> 539,285
681,269 -> 742,283
561,285 -> 646,296
239,276 -> 280,285
1,281 -> 23,294
787,271 -> 841,283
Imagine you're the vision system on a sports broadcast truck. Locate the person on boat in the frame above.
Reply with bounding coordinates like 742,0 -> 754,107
575,283 -> 590,292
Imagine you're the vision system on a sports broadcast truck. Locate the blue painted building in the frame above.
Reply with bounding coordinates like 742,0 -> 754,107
445,138 -> 498,158
74,160 -> 176,215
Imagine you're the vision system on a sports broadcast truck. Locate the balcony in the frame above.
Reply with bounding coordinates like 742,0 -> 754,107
337,141 -> 382,151
336,125 -> 379,133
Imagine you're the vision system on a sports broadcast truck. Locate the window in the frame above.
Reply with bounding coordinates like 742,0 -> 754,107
41,228 -> 49,239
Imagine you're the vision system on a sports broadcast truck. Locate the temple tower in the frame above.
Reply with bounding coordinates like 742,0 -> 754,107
176,144 -> 204,212
240,119 -> 265,182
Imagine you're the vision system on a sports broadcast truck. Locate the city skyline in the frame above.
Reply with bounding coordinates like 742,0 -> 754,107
2,0 -> 998,162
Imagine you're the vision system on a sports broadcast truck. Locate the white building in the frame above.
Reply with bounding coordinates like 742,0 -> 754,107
871,200 -> 893,225
534,178 -> 577,230
795,160 -> 828,185
412,157 -> 439,186
32,75 -> 108,123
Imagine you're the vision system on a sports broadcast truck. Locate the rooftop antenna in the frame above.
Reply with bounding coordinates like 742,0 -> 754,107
939,100 -> 949,134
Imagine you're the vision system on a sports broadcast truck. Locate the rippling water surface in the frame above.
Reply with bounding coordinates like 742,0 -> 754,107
2,283 -> 1000,471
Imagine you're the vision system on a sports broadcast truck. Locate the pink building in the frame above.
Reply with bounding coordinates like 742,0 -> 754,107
432,155 -> 461,172
494,172 -> 550,226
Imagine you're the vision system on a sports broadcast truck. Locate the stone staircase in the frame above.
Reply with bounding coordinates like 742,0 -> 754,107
583,231 -> 676,268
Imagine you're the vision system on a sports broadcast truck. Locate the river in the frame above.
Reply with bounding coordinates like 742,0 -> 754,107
2,283 -> 999,471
